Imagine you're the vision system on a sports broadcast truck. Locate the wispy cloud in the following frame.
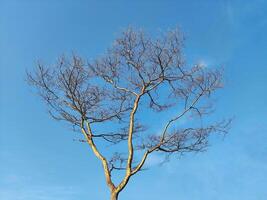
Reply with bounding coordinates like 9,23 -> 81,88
144,153 -> 166,168
0,174 -> 81,200
0,185 -> 80,200
224,0 -> 267,27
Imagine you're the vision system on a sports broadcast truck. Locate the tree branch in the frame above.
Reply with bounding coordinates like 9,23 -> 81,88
80,120 -> 116,192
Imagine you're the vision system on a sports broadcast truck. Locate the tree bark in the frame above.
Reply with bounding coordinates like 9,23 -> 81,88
110,192 -> 118,200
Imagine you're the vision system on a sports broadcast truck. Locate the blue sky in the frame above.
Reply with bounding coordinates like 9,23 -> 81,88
1,0 -> 267,199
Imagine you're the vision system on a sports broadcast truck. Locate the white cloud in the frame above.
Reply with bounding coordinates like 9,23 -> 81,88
145,153 -> 165,168
198,59 -> 208,68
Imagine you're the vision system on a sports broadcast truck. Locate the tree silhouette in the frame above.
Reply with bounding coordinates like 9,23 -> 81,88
27,28 -> 230,200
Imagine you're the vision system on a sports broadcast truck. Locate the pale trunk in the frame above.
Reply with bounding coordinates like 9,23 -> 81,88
110,192 -> 118,200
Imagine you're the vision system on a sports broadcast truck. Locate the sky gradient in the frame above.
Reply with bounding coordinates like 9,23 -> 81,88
1,0 -> 267,200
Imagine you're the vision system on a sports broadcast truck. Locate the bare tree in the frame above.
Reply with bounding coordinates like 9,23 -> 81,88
27,28 -> 230,200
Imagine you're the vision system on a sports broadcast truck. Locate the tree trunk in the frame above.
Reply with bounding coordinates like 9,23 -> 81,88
110,192 -> 118,200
